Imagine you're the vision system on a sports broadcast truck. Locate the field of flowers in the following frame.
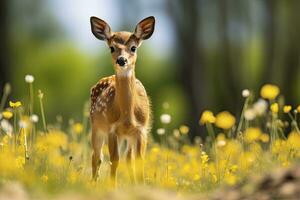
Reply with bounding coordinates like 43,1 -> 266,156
0,75 -> 300,199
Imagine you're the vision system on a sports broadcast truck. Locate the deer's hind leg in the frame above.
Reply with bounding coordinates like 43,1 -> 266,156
91,126 -> 105,181
134,129 -> 147,184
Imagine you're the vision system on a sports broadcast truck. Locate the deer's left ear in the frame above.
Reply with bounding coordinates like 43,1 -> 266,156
134,16 -> 155,40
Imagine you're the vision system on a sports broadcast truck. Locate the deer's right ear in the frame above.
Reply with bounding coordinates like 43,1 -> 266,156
90,16 -> 112,41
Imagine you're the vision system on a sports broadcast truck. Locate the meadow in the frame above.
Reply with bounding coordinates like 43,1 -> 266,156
0,75 -> 300,199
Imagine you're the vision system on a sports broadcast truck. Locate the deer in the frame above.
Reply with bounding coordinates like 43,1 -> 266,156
89,16 -> 155,186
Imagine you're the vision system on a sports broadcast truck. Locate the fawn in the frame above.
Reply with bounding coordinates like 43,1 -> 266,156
89,16 -> 155,185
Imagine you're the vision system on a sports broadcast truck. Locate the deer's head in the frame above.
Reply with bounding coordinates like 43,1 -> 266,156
90,16 -> 155,76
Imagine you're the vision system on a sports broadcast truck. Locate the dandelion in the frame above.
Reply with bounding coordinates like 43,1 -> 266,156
253,99 -> 268,116
72,123 -> 83,134
242,89 -> 250,97
199,110 -> 216,125
19,119 -> 28,129
157,128 -> 165,135
217,140 -> 226,147
160,114 -> 171,124
179,125 -> 189,135
2,111 -> 13,119
30,114 -> 39,123
283,105 -> 292,113
41,175 -> 48,183
270,103 -> 279,114
244,127 -> 262,143
297,105 -> 300,113
9,101 -> 22,108
244,108 -> 256,121
215,111 -> 236,130
173,129 -> 180,138
0,119 -> 13,136
260,133 -> 270,143
25,75 -> 35,83
260,84 -> 280,100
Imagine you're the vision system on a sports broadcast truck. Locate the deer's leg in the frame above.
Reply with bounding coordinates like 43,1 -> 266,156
108,133 -> 119,186
135,130 -> 147,184
126,144 -> 136,183
91,128 -> 104,181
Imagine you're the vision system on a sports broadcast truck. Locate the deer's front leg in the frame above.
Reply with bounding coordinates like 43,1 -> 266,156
108,133 -> 119,187
126,145 -> 136,183
91,127 -> 104,181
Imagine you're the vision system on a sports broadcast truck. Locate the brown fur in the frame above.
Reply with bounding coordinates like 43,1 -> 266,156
90,16 -> 155,185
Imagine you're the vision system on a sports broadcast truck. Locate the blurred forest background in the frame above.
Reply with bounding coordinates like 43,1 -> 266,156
0,0 -> 300,138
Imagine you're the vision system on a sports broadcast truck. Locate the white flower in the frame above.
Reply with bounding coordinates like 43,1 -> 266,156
19,120 -> 28,128
217,140 -> 226,147
242,89 -> 250,97
157,128 -> 165,135
30,114 -> 39,123
160,114 -> 171,124
0,119 -> 13,136
25,75 -> 34,83
253,99 -> 268,116
173,129 -> 180,138
244,108 -> 256,121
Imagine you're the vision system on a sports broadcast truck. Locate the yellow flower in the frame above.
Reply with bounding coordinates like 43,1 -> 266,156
2,111 -> 13,119
287,131 -> 300,149
9,101 -> 22,108
283,105 -> 292,113
297,105 -> 300,113
244,127 -> 262,143
270,103 -> 279,114
72,123 -> 83,134
260,84 -> 280,100
179,125 -> 189,135
215,111 -> 236,130
41,175 -> 48,183
260,133 -> 270,143
199,110 -> 216,125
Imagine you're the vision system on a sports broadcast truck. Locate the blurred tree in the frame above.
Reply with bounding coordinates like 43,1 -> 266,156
166,0 -> 205,138
0,0 -> 10,92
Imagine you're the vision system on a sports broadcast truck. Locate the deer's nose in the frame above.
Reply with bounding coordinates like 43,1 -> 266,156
116,57 -> 127,67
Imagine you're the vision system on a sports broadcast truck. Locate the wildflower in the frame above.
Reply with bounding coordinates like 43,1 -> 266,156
173,129 -> 180,138
41,175 -> 48,183
244,108 -> 256,121
25,75 -> 35,83
157,128 -> 165,135
270,103 -> 279,114
160,114 -> 171,124
253,99 -> 268,116
242,89 -> 250,97
0,119 -> 13,136
2,111 -> 13,119
297,105 -> 300,113
9,101 -> 22,108
215,111 -> 236,130
287,131 -> 300,149
283,105 -> 292,113
260,133 -> 270,143
19,119 -> 28,129
30,114 -> 39,123
179,125 -> 189,135
217,140 -> 226,147
244,127 -> 262,143
199,110 -> 216,125
72,123 -> 83,134
260,84 -> 280,100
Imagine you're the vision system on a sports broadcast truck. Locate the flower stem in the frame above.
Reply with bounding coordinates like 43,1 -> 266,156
38,90 -> 47,133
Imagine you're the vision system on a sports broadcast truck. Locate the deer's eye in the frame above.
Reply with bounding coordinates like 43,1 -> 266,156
110,47 -> 115,53
131,46 -> 136,53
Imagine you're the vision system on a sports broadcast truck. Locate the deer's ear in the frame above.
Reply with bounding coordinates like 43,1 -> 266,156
134,16 -> 155,40
90,16 -> 112,41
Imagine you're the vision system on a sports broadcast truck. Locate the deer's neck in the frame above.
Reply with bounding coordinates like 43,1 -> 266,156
115,68 -> 137,122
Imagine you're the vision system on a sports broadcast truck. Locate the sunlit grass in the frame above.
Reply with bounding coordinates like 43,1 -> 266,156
0,76 -> 300,197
